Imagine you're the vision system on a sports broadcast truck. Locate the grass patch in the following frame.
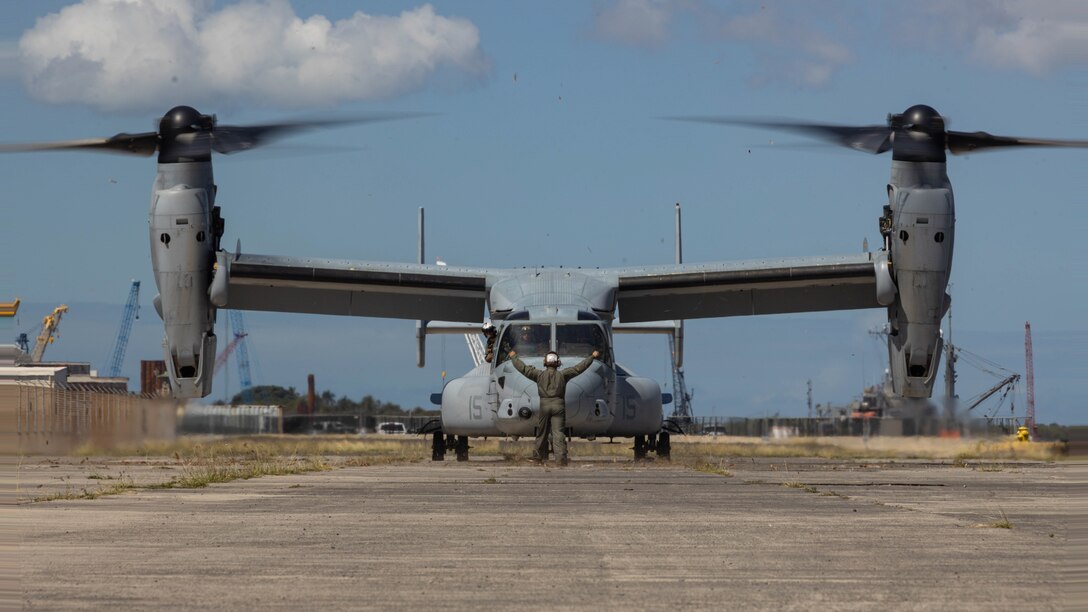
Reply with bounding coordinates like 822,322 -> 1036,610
74,433 -> 1066,465
79,436 -> 434,463
781,481 -> 818,493
820,491 -> 851,499
147,458 -> 330,489
32,478 -> 136,502
483,476 -> 499,484
689,461 -> 734,477
987,510 -> 1013,529
30,457 -> 330,502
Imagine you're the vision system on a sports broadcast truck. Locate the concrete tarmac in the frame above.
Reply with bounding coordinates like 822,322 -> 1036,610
15,458 -> 1085,610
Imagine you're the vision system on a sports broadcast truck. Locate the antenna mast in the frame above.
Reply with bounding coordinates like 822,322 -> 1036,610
670,203 -> 693,421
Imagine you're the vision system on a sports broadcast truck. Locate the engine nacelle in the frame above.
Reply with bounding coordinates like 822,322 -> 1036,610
150,184 -> 216,398
885,185 -> 954,397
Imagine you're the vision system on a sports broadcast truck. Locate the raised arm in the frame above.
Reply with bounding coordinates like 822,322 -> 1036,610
561,351 -> 599,380
509,352 -> 541,382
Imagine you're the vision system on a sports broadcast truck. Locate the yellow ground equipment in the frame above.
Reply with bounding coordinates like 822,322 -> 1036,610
30,305 -> 69,362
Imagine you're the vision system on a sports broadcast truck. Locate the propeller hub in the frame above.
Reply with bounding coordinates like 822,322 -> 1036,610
890,104 -> 945,135
887,104 -> 947,162
158,105 -> 215,163
159,106 -> 215,136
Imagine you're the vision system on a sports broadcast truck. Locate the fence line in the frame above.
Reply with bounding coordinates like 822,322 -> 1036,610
1,381 -> 177,454
179,405 -> 284,435
672,415 -> 1027,438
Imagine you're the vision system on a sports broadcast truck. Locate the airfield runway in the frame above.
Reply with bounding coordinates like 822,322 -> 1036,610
14,457 -> 1085,610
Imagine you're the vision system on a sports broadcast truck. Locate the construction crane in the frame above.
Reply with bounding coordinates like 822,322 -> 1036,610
0,299 -> 19,318
962,373 -> 1020,416
227,310 -> 254,403
1025,321 -> 1036,437
29,305 -> 69,362
104,280 -> 140,378
213,330 -> 249,375
668,332 -> 694,421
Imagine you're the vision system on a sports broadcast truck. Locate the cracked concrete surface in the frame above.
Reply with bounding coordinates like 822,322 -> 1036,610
12,457 -> 1085,610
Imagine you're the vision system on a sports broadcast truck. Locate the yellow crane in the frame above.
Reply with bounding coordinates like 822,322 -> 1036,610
30,305 -> 69,362
0,299 -> 18,317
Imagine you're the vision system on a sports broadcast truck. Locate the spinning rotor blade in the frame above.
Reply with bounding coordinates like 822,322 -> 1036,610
947,131 -> 1088,155
0,109 -> 431,160
0,132 -> 158,156
669,105 -> 1088,160
209,112 -> 432,154
665,116 -> 893,154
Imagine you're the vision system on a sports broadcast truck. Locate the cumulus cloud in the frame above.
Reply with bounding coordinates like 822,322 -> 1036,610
590,0 -> 852,88
593,0 -> 673,49
703,4 -> 852,88
890,1 -> 1088,75
17,0 -> 490,111
965,4 -> 1088,75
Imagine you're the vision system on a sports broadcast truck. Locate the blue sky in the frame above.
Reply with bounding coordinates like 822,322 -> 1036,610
1,1 -> 1085,423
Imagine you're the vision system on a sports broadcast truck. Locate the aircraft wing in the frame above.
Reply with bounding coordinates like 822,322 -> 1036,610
604,254 -> 881,323
222,253 -> 496,322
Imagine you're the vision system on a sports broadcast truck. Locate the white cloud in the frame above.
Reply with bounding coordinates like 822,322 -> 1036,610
706,4 -> 852,88
590,0 -> 853,88
593,0 -> 673,49
17,0 -> 490,111
891,1 -> 1088,75
972,15 -> 1088,74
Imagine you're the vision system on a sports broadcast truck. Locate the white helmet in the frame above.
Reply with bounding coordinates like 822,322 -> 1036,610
544,351 -> 561,367
482,321 -> 495,333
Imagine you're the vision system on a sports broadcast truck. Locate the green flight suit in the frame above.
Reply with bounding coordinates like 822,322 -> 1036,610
511,354 -> 596,463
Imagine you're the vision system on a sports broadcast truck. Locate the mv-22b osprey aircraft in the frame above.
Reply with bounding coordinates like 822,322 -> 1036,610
4,104 -> 1086,461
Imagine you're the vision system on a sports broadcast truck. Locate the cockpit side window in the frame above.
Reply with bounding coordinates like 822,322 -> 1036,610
496,324 -> 552,365
556,323 -> 610,364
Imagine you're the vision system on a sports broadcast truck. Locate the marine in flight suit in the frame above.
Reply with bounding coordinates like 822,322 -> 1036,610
509,349 -> 599,465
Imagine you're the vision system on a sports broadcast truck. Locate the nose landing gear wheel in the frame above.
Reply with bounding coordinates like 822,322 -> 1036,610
455,435 -> 470,462
633,435 -> 648,461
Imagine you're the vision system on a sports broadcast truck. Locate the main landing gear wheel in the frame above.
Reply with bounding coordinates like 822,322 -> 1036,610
455,436 -> 470,462
633,435 -> 648,461
431,431 -> 445,461
657,431 -> 671,460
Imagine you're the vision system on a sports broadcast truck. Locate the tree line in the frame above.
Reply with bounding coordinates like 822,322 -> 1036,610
216,385 -> 439,417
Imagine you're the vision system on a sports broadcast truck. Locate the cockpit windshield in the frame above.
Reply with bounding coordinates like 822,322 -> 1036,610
497,324 -> 551,363
556,323 -> 608,362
